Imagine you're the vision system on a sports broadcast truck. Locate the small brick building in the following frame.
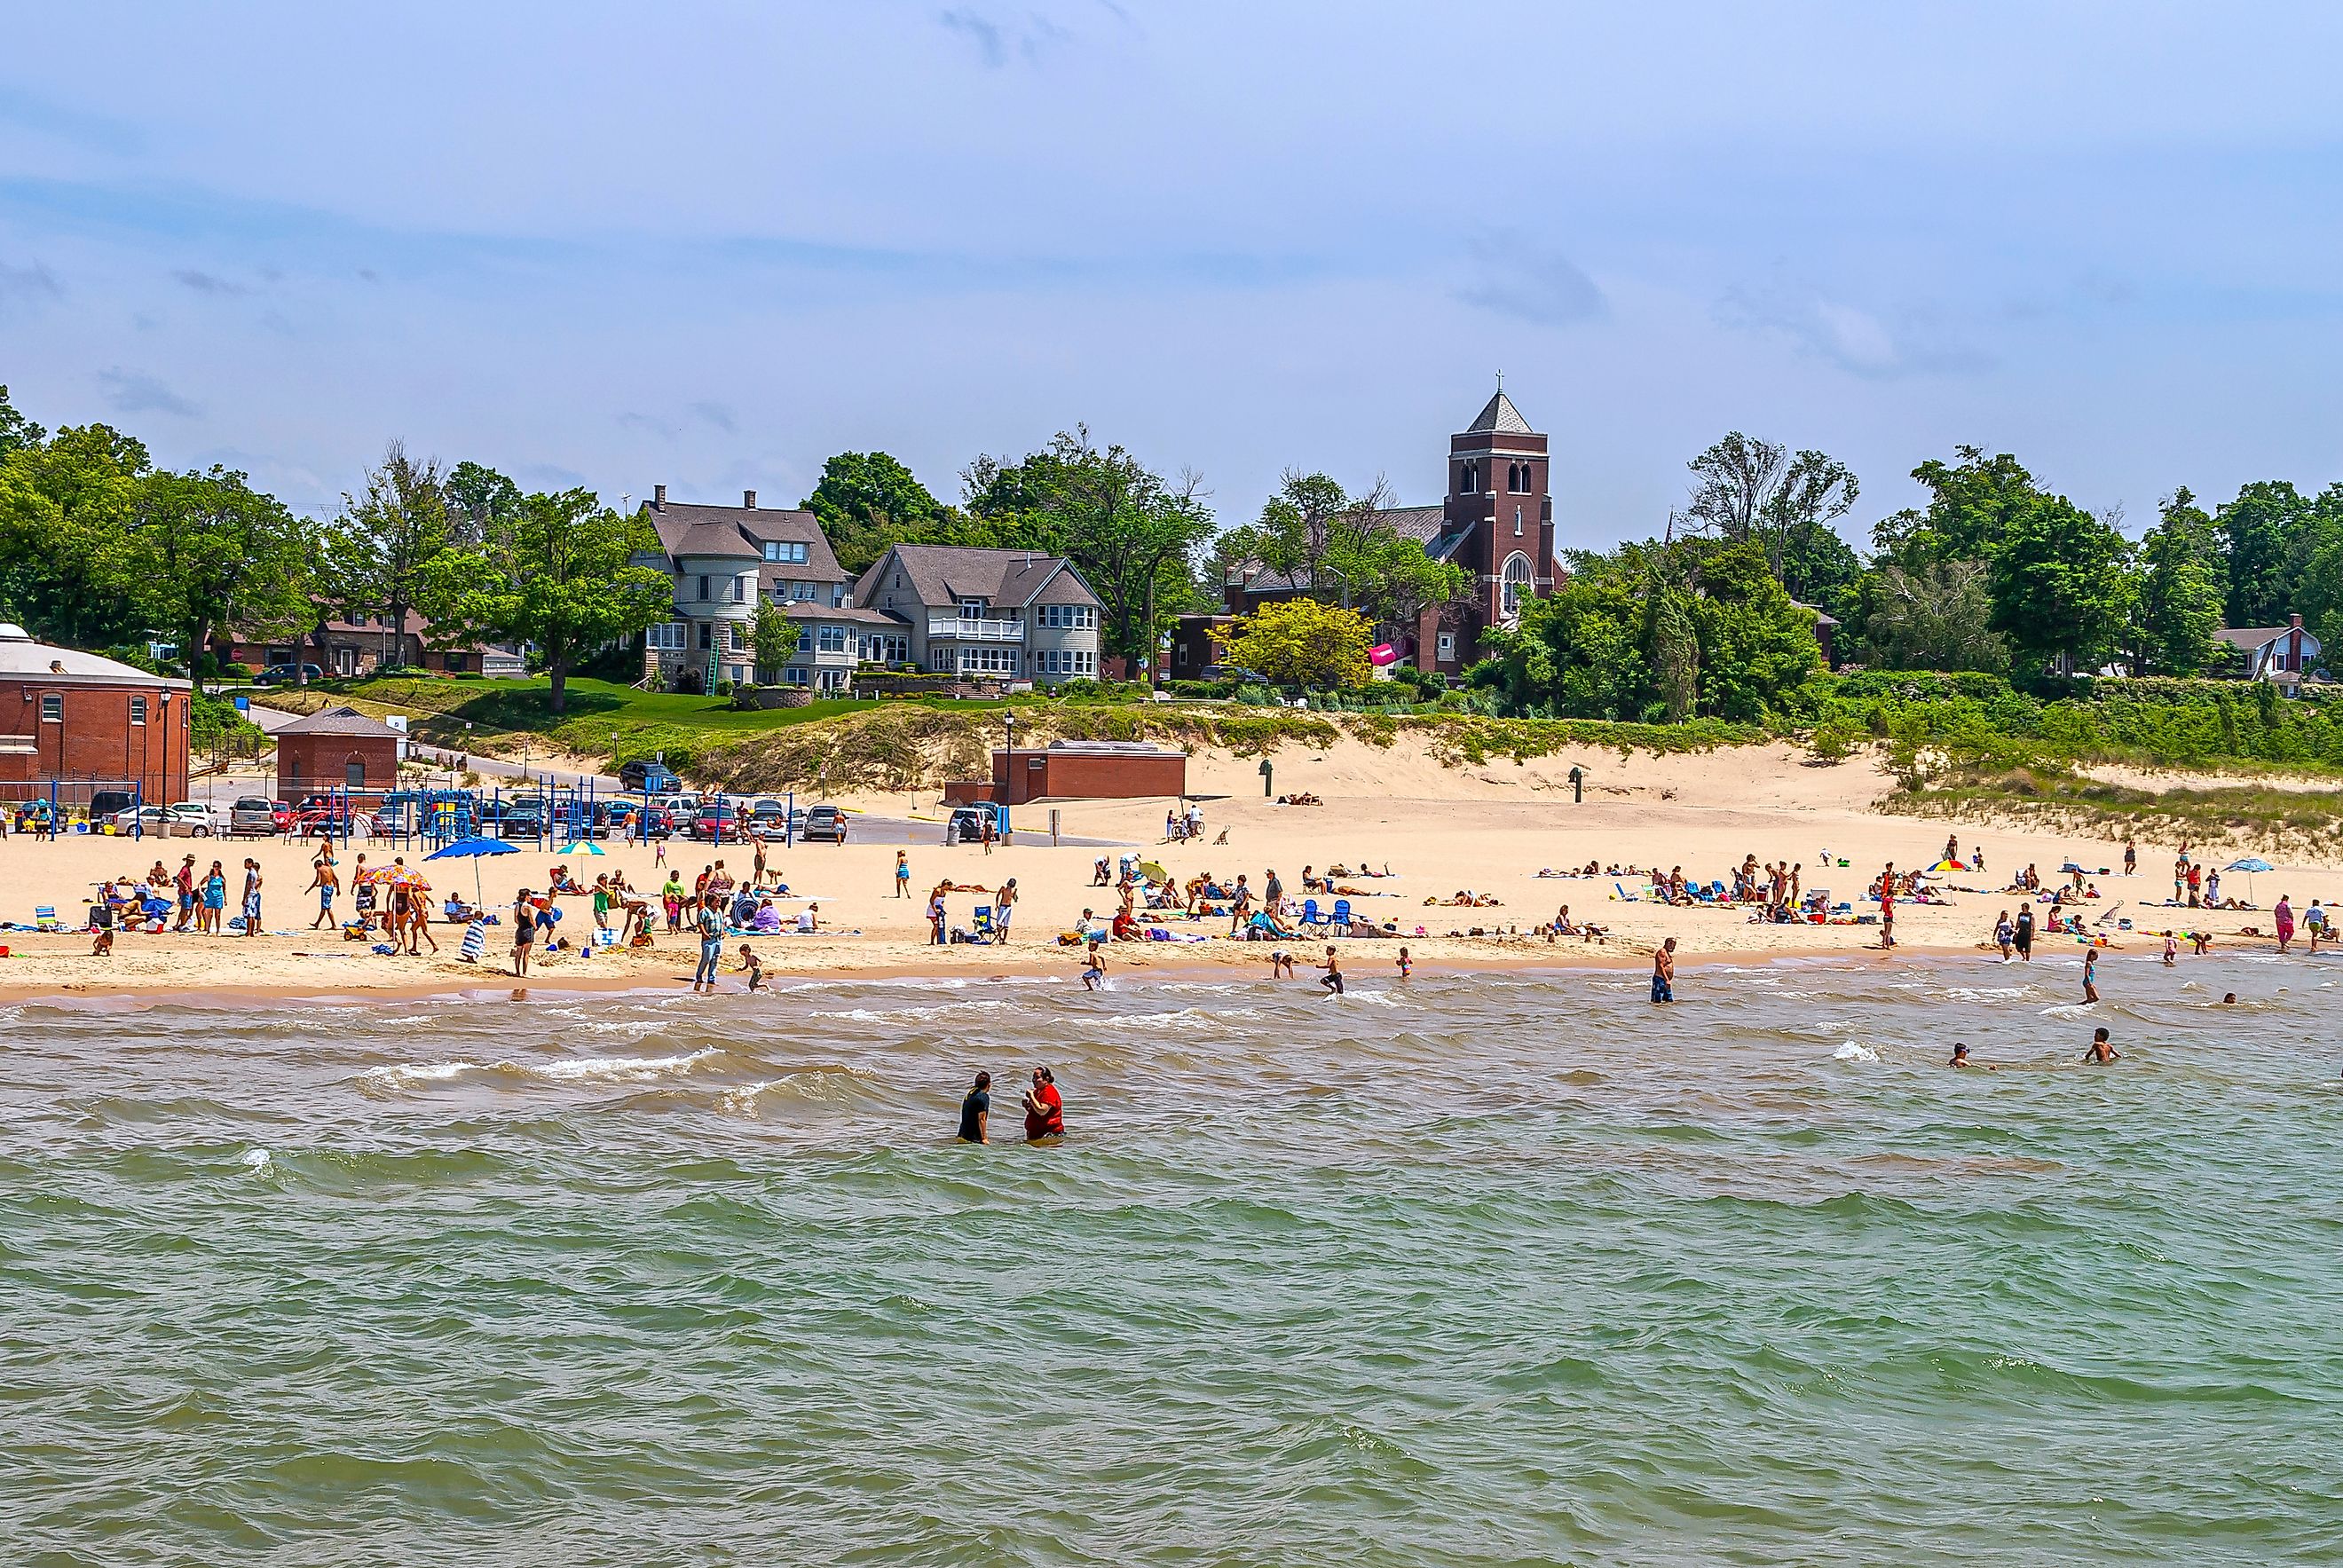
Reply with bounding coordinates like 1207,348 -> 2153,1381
0,624 -> 191,806
275,705 -> 401,798
989,741 -> 1187,806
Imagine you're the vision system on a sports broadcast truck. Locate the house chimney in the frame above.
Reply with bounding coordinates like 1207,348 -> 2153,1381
653,484 -> 667,507
2292,613 -> 2305,628
744,489 -> 757,509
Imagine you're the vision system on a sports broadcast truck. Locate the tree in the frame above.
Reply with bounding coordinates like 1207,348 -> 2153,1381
1988,496 -> 2133,675
338,441 -> 453,650
1678,433 -> 1859,584
2133,488 -> 2226,674
1858,558 -> 2007,674
965,429 -> 1213,673
0,384 -> 45,460
1219,471 -> 1466,632
752,600 -> 796,681
2215,479 -> 2343,628
2293,535 -> 2343,662
803,451 -> 950,574
444,460 -> 522,547
1777,517 -> 1864,610
1478,567 -> 1652,720
0,422 -> 153,649
129,465 -> 312,665
417,489 -> 673,714
1684,541 -> 1825,722
1212,598 -> 1373,688
1874,446 -> 2042,563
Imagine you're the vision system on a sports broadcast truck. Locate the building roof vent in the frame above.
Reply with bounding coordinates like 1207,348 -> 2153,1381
0,623 -> 28,642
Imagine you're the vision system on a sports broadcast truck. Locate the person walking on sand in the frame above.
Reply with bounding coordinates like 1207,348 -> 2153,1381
174,855 -> 198,932
511,889 -> 536,977
895,850 -> 911,898
958,1071 -> 990,1144
1651,936 -> 1677,1003
2124,839 -> 2136,876
2084,1026 -> 2120,1065
1022,1067 -> 1064,1142
994,877 -> 1017,942
1877,864 -> 1897,949
2082,945 -> 2101,1005
307,852 -> 340,930
1317,945 -> 1345,997
1227,874 -> 1252,938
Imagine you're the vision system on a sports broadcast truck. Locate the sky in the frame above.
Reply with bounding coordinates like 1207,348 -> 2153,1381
4,1 -> 2343,550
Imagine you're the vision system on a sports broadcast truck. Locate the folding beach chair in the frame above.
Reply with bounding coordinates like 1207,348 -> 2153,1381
971,906 -> 998,943
1611,882 -> 1639,902
1709,880 -> 1728,902
1299,898 -> 1322,926
34,905 -> 59,933
1331,898 -> 1353,934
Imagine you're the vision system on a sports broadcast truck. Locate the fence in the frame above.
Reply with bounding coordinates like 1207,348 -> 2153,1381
0,780 -> 145,839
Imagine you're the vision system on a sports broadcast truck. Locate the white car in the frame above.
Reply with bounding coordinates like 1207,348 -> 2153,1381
165,801 -> 224,835
110,805 -> 180,837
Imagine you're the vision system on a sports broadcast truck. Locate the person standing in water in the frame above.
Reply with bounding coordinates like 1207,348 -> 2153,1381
2274,894 -> 2296,955
1877,864 -> 1897,949
2013,905 -> 2035,962
1651,936 -> 1677,1003
958,1071 -> 990,1144
2084,1027 -> 2120,1064
692,892 -> 724,993
1395,947 -> 1412,980
1022,1068 -> 1063,1142
2082,945 -> 2101,1004
1317,945 -> 1344,997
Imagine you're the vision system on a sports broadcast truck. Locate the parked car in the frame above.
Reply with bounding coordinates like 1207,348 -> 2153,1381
89,789 -> 137,822
691,801 -> 748,843
1197,664 -> 1269,684
801,804 -> 848,843
110,805 -> 178,837
253,663 -> 326,686
746,799 -> 795,839
228,796 -> 280,836
618,759 -> 682,793
165,801 -> 223,835
498,802 -> 548,840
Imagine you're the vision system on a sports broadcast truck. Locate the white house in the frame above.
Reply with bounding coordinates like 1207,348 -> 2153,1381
2214,613 -> 2325,691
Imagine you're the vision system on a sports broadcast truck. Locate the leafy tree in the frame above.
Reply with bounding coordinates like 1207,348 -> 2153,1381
417,489 -> 673,714
2215,479 -> 2343,628
444,460 -> 523,546
965,429 -> 1213,672
802,450 -> 951,575
0,422 -> 152,647
1874,446 -> 2042,563
1678,433 -> 1859,585
1858,557 -> 2007,674
2133,488 -> 2226,674
1479,567 -> 1652,720
0,384 -> 45,459
1212,597 -> 1373,688
2294,536 -> 2343,663
1683,541 -> 1825,722
1219,470 -> 1466,630
1988,496 -> 2133,675
337,441 -> 453,655
752,599 -> 796,680
130,465 -> 313,663
1778,518 -> 1864,611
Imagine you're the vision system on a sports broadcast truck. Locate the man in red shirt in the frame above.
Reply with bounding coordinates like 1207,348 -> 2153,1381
1022,1067 -> 1064,1143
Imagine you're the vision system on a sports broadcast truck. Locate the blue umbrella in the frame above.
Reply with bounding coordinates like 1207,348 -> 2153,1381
2225,856 -> 2274,902
426,835 -> 520,902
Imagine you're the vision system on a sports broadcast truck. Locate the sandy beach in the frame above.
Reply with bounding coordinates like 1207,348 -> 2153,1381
5,739 -> 2337,1005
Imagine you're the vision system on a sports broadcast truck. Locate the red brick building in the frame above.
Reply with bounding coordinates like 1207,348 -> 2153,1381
0,624 -> 192,805
275,705 -> 402,798
211,610 -> 524,679
987,741 -> 1187,806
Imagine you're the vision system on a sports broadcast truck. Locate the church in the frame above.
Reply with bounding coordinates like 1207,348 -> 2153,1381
1180,384 -> 1558,678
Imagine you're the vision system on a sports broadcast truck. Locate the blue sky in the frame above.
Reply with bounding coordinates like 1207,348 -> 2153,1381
4,1 -> 2342,548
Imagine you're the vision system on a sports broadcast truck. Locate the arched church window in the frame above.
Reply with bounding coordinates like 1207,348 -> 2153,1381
1460,461 -> 1478,494
1500,553 -> 1534,620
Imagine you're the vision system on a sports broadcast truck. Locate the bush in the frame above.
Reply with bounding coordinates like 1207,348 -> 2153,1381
714,679 -> 735,697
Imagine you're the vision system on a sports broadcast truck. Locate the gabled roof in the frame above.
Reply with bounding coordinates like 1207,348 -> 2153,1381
276,704 -> 399,737
2213,625 -> 2315,650
643,498 -> 846,579
857,545 -> 1101,611
1464,389 -> 1534,435
782,603 -> 905,626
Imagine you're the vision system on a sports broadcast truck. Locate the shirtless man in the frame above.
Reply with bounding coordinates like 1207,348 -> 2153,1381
1650,936 -> 1676,1004
1317,945 -> 1344,997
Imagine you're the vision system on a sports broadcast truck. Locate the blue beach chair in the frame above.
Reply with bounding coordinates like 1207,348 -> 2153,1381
1331,898 -> 1353,933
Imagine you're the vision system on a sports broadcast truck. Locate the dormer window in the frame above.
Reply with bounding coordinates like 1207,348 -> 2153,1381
960,597 -> 986,619
761,540 -> 809,563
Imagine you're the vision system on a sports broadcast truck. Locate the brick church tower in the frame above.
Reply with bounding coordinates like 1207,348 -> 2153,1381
1418,384 -> 1555,674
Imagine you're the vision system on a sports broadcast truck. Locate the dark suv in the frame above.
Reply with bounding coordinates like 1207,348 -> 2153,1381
618,760 -> 682,793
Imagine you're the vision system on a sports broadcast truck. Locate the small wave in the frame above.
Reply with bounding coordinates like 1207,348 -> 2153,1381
1100,1006 -> 1260,1029
364,1048 -> 721,1089
1833,1042 -> 1880,1063
363,1060 -> 485,1087
239,1146 -> 274,1174
2038,1003 -> 2098,1018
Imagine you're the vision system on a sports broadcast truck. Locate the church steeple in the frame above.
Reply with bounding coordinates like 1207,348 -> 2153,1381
1464,386 -> 1534,435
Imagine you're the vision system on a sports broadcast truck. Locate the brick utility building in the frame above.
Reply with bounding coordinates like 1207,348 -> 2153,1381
274,705 -> 402,797
988,740 -> 1187,806
0,624 -> 192,805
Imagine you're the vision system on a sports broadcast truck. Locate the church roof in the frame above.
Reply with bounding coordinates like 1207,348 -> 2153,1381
1464,390 -> 1534,435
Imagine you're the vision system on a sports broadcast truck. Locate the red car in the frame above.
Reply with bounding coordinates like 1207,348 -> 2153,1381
271,800 -> 295,833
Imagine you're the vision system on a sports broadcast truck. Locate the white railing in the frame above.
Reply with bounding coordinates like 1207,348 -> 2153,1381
927,616 -> 1022,642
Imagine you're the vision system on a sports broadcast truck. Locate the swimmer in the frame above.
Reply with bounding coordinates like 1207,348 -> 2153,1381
2083,1027 -> 2120,1065
1318,945 -> 1344,997
1396,946 -> 1412,980
2221,992 -> 2237,1005
1949,1042 -> 1994,1070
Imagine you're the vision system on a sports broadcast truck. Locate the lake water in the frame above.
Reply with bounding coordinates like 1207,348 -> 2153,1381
4,955 -> 2341,1564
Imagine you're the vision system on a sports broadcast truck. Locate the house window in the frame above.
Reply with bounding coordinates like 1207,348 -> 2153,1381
445,652 -> 469,673
1039,604 -> 1095,629
732,575 -> 749,603
1437,632 -> 1456,661
1460,461 -> 1478,494
130,696 -> 147,725
958,646 -> 1019,674
698,575 -> 711,601
728,622 -> 748,650
40,694 -> 61,722
760,540 -> 807,563
648,622 -> 687,651
795,627 -> 813,653
960,597 -> 987,619
782,666 -> 809,686
698,623 -> 713,651
790,582 -> 818,602
816,626 -> 848,653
